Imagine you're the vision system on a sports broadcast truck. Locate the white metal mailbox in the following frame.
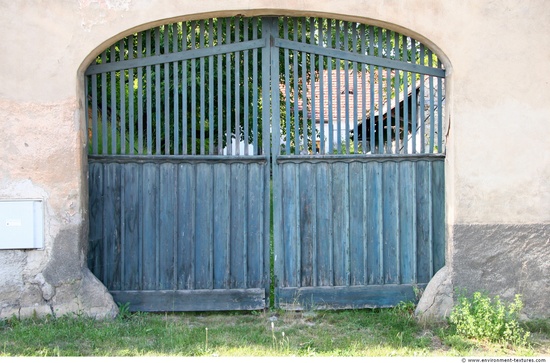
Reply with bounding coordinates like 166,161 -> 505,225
0,200 -> 44,249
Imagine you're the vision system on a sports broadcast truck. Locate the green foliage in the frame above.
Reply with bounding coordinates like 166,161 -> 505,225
448,291 -> 530,346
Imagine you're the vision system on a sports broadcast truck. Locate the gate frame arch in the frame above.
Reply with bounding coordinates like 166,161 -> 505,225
78,6 -> 454,311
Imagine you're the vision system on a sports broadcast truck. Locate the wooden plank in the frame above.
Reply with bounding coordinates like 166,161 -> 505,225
432,160 -> 446,273
247,163 -> 264,287
141,163 -> 158,289
213,163 -> 230,289
122,163 -> 141,290
230,162 -> 247,288
331,162 -> 349,286
416,160 -> 433,283
103,162 -> 121,290
366,161 -> 383,284
112,288 -> 265,312
177,163 -> 195,290
398,161 -> 416,284
88,162 -> 104,281
159,163 -> 177,290
281,163 -> 299,287
299,162 -> 316,287
382,161 -> 399,284
195,163 -> 213,289
349,162 -> 365,286
277,284 -> 427,310
315,163 -> 333,286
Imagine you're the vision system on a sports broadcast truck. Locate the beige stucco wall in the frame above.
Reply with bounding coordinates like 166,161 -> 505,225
1,0 -> 548,318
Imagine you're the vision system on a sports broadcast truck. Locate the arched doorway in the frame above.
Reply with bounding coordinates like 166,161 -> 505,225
85,15 -> 446,311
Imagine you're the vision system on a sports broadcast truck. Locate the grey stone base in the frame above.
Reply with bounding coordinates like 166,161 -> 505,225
451,223 -> 550,318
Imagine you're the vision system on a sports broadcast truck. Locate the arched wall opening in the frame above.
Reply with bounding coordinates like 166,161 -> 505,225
80,9 -> 452,312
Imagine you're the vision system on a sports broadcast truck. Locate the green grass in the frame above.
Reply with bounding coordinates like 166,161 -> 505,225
1,309 -> 548,357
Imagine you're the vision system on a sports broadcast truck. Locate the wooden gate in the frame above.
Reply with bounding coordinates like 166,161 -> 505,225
85,16 -> 446,311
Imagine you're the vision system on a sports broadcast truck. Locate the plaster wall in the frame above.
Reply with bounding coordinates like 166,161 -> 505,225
0,0 -> 548,318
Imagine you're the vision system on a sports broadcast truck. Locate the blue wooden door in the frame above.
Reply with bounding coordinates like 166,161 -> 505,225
86,18 -> 271,311
86,16 -> 446,311
269,17 -> 446,309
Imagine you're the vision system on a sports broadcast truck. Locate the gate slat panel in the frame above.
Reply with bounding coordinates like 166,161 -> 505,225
142,163 -> 158,289
195,163 -> 214,289
299,162 -> 316,287
432,160 -> 446,273
331,162 -> 350,287
122,163 -> 141,290
230,163 -> 247,288
416,160 -> 433,283
398,161 -> 416,284
103,163 -> 121,290
366,161 -> 383,285
213,164 -> 230,289
382,162 -> 399,284
88,162 -> 104,282
159,163 -> 177,290
315,163 -> 333,286
281,163 -> 299,287
178,163 -> 195,290
247,163 -> 264,287
349,162 -> 365,286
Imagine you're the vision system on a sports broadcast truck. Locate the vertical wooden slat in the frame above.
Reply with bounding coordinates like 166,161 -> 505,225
230,163 -> 247,288
419,44 -> 426,154
208,20 -> 215,155
282,164 -> 299,287
377,29 -> 384,153
110,45 -> 117,155
191,22 -> 197,155
159,163 -> 176,289
199,20 -> 206,155
213,163 -> 230,289
327,19 -> 334,154
217,20 -> 223,155
432,160 -> 445,273
382,161 -> 399,284
247,163 -> 264,287
88,163 -> 104,282
91,74 -> 99,155
343,22 -> 350,154
182,24 -> 188,155
142,163 -> 158,289
437,69 -> 443,152
163,25 -> 170,155
128,35 -> 135,155
315,163 -> 333,286
415,160 -> 433,283
155,28 -> 162,155
398,161 -> 416,284
293,18 -> 300,154
101,52 -> 108,155
145,30 -> 152,155
309,18 -> 317,152
360,24 -> 366,153
119,40 -> 126,155
349,162 -> 365,285
137,33 -> 144,155
299,162 -> 315,287
410,39 -> 417,154
173,25 -> 179,155
122,163 -> 141,290
104,163 -> 121,290
177,163 -> 195,290
195,163 -> 213,289
301,18 -> 308,153
318,18 -> 325,154
332,162 -> 349,286
366,161 -> 383,284
394,34 -> 401,153
283,20 -> 291,155
252,17 -> 259,155
234,20 -> 241,156
225,19 -> 232,155
243,19 -> 249,156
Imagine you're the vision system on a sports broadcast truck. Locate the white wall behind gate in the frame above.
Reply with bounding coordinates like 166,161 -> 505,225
0,0 -> 548,318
